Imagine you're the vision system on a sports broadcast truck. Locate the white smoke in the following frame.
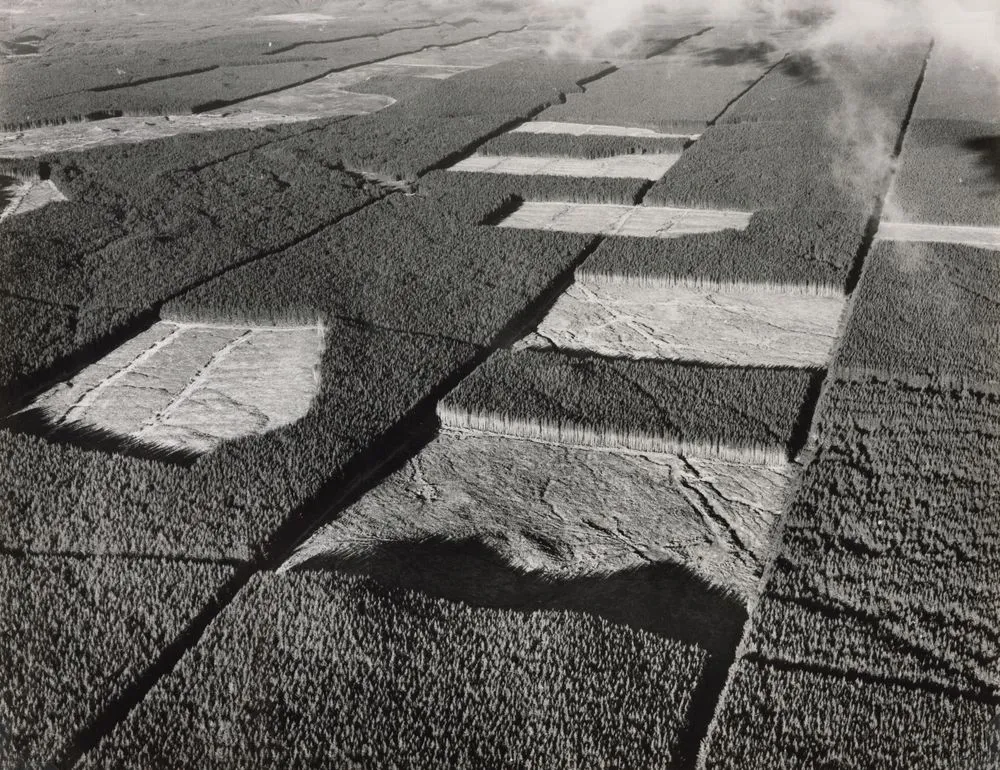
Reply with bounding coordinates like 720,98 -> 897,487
536,0 -> 999,70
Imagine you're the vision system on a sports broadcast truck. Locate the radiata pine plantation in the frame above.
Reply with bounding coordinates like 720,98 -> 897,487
1,1 -> 999,768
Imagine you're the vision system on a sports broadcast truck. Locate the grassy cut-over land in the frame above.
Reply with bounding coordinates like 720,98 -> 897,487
80,569 -> 708,770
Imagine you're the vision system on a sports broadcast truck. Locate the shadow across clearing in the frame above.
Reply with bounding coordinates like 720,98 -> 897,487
6,406 -> 201,466
296,535 -> 748,766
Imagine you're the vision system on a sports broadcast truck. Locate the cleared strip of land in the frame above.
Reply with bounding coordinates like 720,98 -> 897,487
522,280 -> 844,368
0,178 -> 68,219
288,428 -> 796,599
498,201 -> 751,236
512,120 -> 699,139
449,153 -> 681,180
877,221 -> 1000,250
29,320 -> 325,454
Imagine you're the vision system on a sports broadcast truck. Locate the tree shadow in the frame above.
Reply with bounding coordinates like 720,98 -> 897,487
295,535 -> 749,766
695,40 -> 777,68
0,175 -> 15,211
780,51 -> 825,84
6,406 -> 201,466
963,136 -> 1000,196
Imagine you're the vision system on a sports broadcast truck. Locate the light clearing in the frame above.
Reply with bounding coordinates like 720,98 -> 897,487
29,320 -> 325,455
498,200 -> 752,236
876,221 -> 1000,251
252,13 -> 339,23
450,153 -> 681,180
0,177 -> 67,219
512,120 -> 700,140
286,429 -> 798,599
519,280 -> 845,368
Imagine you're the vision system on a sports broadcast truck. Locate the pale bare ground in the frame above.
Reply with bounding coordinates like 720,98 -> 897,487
518,280 -> 845,368
284,429 -> 798,599
876,221 -> 1000,250
251,13 -> 340,23
498,201 -> 752,236
450,153 -> 682,180
0,28 -> 550,159
30,320 -> 325,454
513,120 -> 700,139
0,177 -> 67,220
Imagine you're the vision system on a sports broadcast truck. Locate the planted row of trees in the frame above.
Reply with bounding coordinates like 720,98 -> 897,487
440,348 -> 817,464
581,207 -> 867,296
478,131 -> 689,159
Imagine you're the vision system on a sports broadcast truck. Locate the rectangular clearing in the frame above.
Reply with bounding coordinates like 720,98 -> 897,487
876,221 -> 1000,250
498,201 -> 751,236
449,153 -> 681,180
512,120 -> 699,139
522,280 -> 844,368
287,427 -> 795,600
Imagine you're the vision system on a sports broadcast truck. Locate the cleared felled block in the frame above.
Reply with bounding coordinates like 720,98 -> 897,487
522,280 -> 844,368
449,152 -> 681,180
29,319 -> 325,454
288,428 -> 797,599
498,201 -> 751,237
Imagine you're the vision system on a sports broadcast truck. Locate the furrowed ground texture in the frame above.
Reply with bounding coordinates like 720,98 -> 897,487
700,379 -> 1000,769
288,426 -> 796,599
439,348 -> 817,463
0,553 -> 234,769
524,280 -> 844,367
80,570 -> 710,770
28,320 -> 328,456
835,240 -> 1000,393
